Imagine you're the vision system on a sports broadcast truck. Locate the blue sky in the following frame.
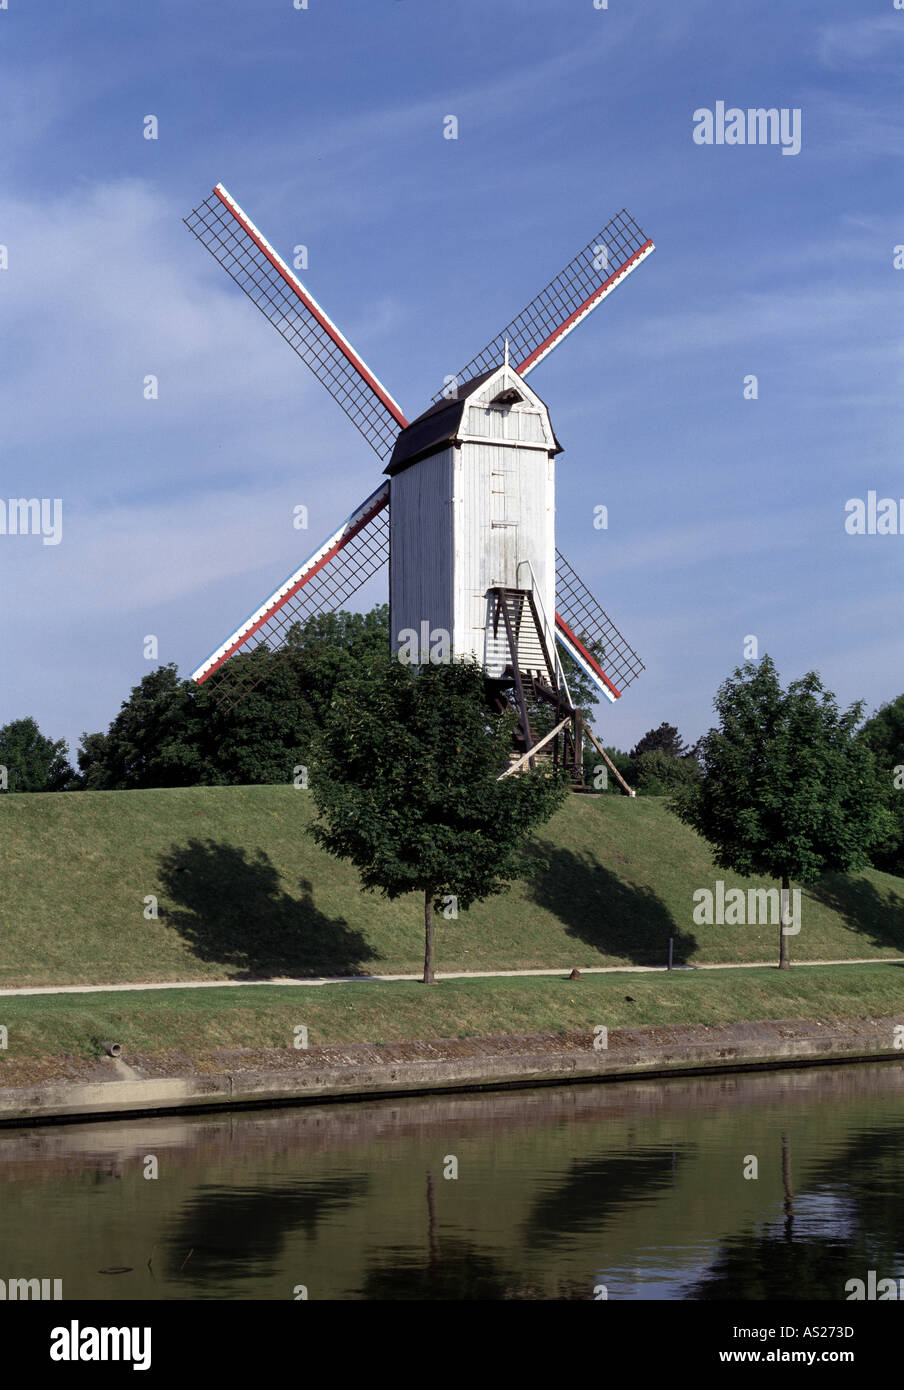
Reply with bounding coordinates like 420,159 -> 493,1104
1,0 -> 902,761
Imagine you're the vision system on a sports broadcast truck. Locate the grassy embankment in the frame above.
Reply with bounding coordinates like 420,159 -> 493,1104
4,785 -> 904,988
2,785 -> 903,1069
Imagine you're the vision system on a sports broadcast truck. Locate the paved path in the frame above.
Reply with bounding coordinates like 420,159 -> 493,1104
0,958 -> 898,998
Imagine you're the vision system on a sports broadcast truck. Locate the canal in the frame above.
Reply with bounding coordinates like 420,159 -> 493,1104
2,1059 -> 903,1300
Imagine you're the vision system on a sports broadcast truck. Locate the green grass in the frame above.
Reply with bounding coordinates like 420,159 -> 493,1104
1,966 -> 902,1066
3,784 -> 904,988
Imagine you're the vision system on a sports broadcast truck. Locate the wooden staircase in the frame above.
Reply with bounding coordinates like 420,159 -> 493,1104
488,587 -> 585,788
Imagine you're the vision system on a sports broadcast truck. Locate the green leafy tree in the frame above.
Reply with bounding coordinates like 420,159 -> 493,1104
76,664 -> 202,789
600,746 -> 635,793
0,717 -> 72,791
580,721 -> 702,796
859,695 -> 904,877
310,658 -> 569,983
284,606 -> 390,711
671,656 -> 891,969
580,744 -> 634,794
74,731 -> 111,787
630,722 -> 691,760
196,606 -> 391,785
193,648 -> 313,786
632,748 -> 701,796
76,607 -> 393,790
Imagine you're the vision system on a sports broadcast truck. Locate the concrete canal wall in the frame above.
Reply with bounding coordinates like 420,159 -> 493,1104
1,1016 -> 902,1126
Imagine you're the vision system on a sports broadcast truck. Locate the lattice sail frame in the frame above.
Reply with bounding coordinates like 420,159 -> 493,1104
554,551 -> 645,704
435,210 -> 654,398
191,483 -> 389,696
185,185 -> 407,460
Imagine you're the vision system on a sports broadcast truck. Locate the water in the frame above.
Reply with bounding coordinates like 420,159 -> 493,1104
2,1060 -> 903,1300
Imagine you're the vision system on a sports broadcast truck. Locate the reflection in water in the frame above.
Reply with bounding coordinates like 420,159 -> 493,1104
523,1146 -> 693,1252
1,1061 -> 903,1300
692,1115 -> 904,1301
358,1230 -> 524,1301
165,1176 -> 369,1285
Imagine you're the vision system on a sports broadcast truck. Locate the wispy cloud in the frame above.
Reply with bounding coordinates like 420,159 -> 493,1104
0,178 -> 393,494
815,17 -> 904,72
634,282 -> 895,357
803,90 -> 904,160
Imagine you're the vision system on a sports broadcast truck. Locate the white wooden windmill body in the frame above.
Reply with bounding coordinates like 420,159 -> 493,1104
387,360 -> 559,674
185,182 -> 653,779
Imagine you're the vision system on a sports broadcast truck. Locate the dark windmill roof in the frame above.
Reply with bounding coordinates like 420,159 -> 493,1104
384,370 -> 496,476
384,368 -> 562,476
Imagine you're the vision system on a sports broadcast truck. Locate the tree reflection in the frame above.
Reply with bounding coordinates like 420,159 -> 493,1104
166,1174 -> 369,1284
356,1170 -> 534,1300
691,1121 -> 904,1300
522,1146 -> 692,1252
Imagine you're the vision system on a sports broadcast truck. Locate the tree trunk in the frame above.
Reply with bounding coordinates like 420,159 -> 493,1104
779,874 -> 791,969
422,887 -> 437,984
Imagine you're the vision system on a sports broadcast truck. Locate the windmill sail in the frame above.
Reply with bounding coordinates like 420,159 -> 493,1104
435,210 -> 653,399
185,185 -> 408,458
554,550 -> 645,705
192,483 -> 389,694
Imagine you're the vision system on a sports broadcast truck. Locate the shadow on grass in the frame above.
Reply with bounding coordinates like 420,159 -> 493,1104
808,873 -> 904,954
157,838 -> 379,978
526,843 -> 694,965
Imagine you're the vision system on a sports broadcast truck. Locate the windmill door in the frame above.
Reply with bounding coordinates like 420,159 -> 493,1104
486,440 -> 520,590
481,437 -> 519,677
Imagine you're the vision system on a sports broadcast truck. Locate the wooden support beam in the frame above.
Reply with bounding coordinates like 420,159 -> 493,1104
573,708 -> 584,780
584,726 -> 636,797
498,715 -> 572,778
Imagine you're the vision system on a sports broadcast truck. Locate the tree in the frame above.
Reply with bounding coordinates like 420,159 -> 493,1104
632,748 -> 701,796
284,605 -> 390,717
75,664 -> 202,789
310,658 -> 569,983
671,656 -> 891,969
193,607 -> 391,785
859,695 -> 904,877
75,606 -> 393,790
0,717 -> 72,791
193,647 -> 315,787
582,744 -> 634,793
630,722 -> 691,760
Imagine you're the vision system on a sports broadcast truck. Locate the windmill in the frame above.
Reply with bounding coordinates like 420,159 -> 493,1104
185,184 -> 653,789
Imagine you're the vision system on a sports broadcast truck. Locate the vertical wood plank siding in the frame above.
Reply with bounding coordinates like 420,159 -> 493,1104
389,447 -> 454,651
390,366 -> 557,668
